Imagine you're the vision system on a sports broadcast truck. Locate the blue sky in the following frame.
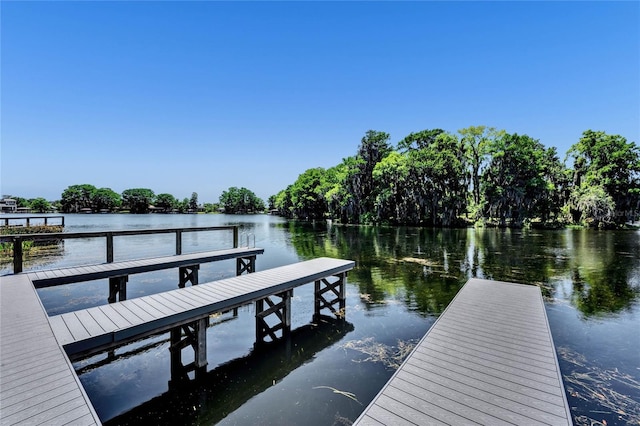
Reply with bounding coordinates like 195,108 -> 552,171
2,1 -> 638,204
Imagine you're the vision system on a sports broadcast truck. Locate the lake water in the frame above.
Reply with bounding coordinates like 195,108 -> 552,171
2,214 -> 639,425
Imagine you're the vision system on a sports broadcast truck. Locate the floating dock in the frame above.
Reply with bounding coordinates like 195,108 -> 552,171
353,278 -> 572,425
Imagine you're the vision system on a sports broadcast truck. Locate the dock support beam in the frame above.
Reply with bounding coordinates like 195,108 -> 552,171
108,276 -> 128,303
314,273 -> 346,321
169,317 -> 208,387
178,265 -> 200,288
237,256 -> 256,275
255,290 -> 292,345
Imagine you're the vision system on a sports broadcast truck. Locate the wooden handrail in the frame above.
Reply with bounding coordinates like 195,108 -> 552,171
1,215 -> 65,227
2,226 -> 240,274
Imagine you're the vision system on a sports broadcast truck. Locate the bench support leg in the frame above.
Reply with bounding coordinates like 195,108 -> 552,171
108,276 -> 128,303
255,290 -> 292,345
169,317 -> 208,387
314,273 -> 346,321
178,265 -> 200,288
236,256 -> 256,275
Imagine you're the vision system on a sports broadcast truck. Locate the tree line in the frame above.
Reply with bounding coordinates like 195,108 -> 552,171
270,127 -> 640,228
5,185 -> 265,214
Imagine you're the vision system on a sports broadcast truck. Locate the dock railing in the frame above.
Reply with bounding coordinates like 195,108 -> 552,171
1,215 -> 65,227
1,226 -> 240,274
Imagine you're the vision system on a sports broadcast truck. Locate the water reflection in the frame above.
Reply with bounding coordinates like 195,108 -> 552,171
285,222 -> 640,317
106,317 -> 353,426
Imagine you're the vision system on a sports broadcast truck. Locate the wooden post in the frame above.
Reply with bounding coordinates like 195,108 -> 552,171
236,256 -> 256,275
106,233 -> 114,263
169,318 -> 208,387
313,273 -> 346,321
233,226 -> 238,248
179,265 -> 199,288
13,237 -> 23,274
169,328 -> 186,384
176,230 -> 182,255
108,276 -> 128,303
255,290 -> 292,345
194,317 -> 207,371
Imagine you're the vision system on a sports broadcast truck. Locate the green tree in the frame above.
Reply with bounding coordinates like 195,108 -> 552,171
189,192 -> 199,212
155,193 -> 177,212
219,187 -> 264,213
177,197 -> 190,213
267,195 -> 277,211
202,202 -> 219,213
122,188 -> 155,214
397,129 -> 445,152
568,130 -> 640,225
373,151 -> 409,224
344,130 -> 392,223
60,184 -> 97,213
481,133 -> 559,227
274,186 -> 294,218
11,196 -> 29,208
92,188 -> 121,212
458,126 -> 505,218
287,168 -> 331,219
573,185 -> 615,227
30,197 -> 51,213
324,157 -> 357,223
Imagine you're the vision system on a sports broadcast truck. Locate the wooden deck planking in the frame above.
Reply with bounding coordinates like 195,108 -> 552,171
49,257 -> 355,358
0,274 -> 101,425
354,278 -> 572,426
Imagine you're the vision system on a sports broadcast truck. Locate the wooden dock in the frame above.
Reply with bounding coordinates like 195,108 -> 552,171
48,257 -> 355,359
353,278 -> 572,425
0,256 -> 355,425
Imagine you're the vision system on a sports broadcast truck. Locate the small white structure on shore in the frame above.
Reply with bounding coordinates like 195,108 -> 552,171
0,197 -> 17,213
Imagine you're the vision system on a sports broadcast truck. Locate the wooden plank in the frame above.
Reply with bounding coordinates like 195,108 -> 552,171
134,297 -> 175,316
145,294 -> 184,314
425,332 -> 558,378
353,278 -> 572,426
74,310 -> 107,335
127,298 -> 166,318
97,304 -> 131,328
108,302 -> 145,324
86,306 -> 120,333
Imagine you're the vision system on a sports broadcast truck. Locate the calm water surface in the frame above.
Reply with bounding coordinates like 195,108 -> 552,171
2,214 -> 639,425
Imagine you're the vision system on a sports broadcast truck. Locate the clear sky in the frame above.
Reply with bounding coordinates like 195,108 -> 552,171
1,1 -> 638,204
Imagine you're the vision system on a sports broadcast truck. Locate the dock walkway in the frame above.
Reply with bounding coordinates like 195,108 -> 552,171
49,257 -> 355,359
354,278 -> 572,425
0,274 -> 100,425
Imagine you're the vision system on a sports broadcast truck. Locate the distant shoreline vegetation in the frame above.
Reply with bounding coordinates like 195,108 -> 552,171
5,127 -> 639,229
4,186 -> 266,216
271,127 -> 639,229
